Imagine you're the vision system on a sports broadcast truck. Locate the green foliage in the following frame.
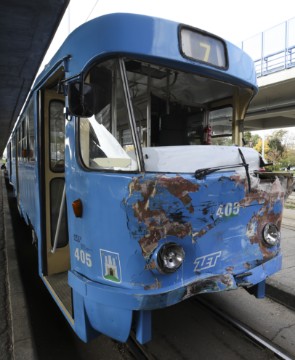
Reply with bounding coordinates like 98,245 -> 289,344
266,130 -> 287,165
243,131 -> 260,147
282,148 -> 295,168
244,129 -> 294,169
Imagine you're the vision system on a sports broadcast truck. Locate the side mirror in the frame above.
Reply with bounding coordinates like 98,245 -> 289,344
68,82 -> 94,117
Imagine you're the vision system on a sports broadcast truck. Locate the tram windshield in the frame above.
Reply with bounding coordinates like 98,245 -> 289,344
78,58 -> 254,171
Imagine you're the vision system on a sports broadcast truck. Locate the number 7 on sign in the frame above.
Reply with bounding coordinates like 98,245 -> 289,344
200,42 -> 211,62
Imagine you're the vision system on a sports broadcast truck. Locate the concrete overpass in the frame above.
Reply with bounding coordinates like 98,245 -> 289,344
245,67 -> 295,132
0,0 -> 69,155
244,17 -> 295,132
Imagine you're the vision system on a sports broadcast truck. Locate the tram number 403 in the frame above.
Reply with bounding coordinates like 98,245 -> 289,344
216,202 -> 240,218
74,248 -> 93,267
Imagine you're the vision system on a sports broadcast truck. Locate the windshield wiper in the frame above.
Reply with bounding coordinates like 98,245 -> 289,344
194,149 -> 251,192
194,164 -> 245,179
238,148 -> 251,193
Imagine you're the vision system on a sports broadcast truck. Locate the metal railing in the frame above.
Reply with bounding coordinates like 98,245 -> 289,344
241,17 -> 295,77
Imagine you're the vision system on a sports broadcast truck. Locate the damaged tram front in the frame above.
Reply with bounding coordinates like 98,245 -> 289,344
67,47 -> 292,342
23,14 -> 293,345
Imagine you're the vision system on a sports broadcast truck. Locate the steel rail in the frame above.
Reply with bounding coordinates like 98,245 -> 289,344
195,297 -> 294,360
126,332 -> 157,360
126,297 -> 294,359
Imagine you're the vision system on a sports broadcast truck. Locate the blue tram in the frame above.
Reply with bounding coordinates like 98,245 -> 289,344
5,13 -> 293,344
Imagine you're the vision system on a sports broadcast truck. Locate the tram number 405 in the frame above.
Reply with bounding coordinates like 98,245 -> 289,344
74,248 -> 93,267
216,202 -> 240,218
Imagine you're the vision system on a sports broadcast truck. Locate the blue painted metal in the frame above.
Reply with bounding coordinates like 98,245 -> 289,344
66,113 -> 285,340
66,169 -> 283,286
35,13 -> 258,92
135,311 -> 152,344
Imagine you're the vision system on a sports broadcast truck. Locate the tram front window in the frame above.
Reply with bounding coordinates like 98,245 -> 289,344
79,59 -> 138,171
123,59 -> 239,148
78,58 -> 253,171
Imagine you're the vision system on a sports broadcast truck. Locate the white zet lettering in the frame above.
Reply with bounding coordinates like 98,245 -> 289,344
194,251 -> 222,271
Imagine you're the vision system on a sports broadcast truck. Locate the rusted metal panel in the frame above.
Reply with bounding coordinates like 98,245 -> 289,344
125,171 -> 291,290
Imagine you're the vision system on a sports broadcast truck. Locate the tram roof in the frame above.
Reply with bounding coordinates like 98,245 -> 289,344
36,13 -> 258,92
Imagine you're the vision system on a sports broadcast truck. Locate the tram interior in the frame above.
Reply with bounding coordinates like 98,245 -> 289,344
78,58 -> 245,171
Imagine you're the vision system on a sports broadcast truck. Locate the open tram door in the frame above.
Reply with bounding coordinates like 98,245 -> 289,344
38,74 -> 73,323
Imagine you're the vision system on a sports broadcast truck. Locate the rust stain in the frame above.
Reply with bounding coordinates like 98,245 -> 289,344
226,266 -> 234,273
156,177 -> 199,211
144,259 -> 157,270
128,176 -> 199,256
244,176 -> 285,260
183,274 -> 235,299
244,262 -> 251,270
144,279 -> 161,290
127,172 -> 290,261
192,224 -> 214,240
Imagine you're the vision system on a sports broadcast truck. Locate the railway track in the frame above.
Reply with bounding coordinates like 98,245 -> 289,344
127,333 -> 157,360
195,298 -> 294,360
126,297 -> 294,360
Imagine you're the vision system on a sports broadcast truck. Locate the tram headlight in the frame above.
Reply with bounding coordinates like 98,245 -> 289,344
262,224 -> 280,247
157,243 -> 185,273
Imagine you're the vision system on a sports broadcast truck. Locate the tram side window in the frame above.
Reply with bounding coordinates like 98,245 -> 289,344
21,119 -> 27,160
17,126 -> 22,161
27,101 -> 35,162
49,100 -> 65,172
12,136 -> 16,164
79,60 -> 138,171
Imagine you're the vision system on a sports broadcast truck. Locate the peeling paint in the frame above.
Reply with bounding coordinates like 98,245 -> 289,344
124,170 -> 292,295
126,175 -> 198,256
243,174 -> 289,260
183,274 -> 236,299
144,279 -> 161,290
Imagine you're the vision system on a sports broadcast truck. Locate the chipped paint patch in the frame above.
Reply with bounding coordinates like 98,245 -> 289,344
126,175 -> 198,256
183,274 -> 236,299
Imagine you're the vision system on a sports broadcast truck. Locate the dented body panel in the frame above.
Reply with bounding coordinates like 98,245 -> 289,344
125,171 -> 287,280
68,148 -> 292,298
67,154 -> 291,343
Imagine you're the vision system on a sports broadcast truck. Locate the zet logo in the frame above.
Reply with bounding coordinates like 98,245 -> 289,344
194,251 -> 221,272
100,249 -> 122,283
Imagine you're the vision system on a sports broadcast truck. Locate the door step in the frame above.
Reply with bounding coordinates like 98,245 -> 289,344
44,272 -> 73,320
